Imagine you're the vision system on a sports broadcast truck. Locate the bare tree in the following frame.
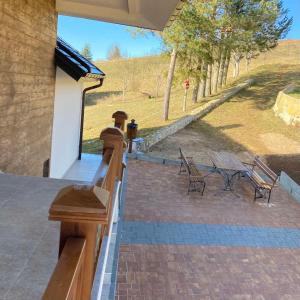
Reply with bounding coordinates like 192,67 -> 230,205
107,45 -> 122,60
163,48 -> 177,121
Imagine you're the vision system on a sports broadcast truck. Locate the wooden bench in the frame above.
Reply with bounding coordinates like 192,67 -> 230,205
243,156 -> 278,203
178,148 -> 207,195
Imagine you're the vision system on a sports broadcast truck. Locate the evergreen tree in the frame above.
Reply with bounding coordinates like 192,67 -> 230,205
80,44 -> 93,61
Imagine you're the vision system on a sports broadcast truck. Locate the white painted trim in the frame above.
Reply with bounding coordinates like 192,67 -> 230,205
50,68 -> 83,179
96,180 -> 121,299
56,0 -> 182,30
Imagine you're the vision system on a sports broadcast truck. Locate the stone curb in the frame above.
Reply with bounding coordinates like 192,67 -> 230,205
141,79 -> 255,151
127,152 -> 215,172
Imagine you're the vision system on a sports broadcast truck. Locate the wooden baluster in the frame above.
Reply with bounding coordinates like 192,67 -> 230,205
112,111 -> 128,131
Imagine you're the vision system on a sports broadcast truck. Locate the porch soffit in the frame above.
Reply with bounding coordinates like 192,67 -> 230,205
56,0 -> 185,31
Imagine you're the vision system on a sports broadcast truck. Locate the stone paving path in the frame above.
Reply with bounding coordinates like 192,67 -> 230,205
116,160 -> 300,300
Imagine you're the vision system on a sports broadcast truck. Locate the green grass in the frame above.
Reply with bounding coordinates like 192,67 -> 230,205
192,63 -> 300,181
287,87 -> 300,98
200,64 -> 300,153
82,40 -> 300,154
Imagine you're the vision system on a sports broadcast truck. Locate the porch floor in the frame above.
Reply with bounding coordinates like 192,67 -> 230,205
116,159 -> 300,299
0,153 -> 102,300
63,153 -> 102,181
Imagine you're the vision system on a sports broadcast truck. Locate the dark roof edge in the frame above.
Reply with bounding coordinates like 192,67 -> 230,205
55,37 -> 105,81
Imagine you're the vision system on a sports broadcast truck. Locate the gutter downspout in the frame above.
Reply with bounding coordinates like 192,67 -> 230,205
78,78 -> 104,160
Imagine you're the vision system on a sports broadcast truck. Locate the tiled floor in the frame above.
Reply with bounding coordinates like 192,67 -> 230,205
0,154 -> 103,300
63,153 -> 103,181
0,174 -> 78,300
116,159 -> 300,300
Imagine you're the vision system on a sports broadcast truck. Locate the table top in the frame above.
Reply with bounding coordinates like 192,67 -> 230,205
209,151 -> 248,172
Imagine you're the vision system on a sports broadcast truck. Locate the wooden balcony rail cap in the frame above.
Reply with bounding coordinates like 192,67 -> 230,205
100,126 -> 125,140
112,111 -> 128,130
49,184 -> 109,224
100,126 -> 127,151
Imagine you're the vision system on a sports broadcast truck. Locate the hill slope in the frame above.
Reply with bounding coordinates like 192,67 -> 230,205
83,40 -> 300,154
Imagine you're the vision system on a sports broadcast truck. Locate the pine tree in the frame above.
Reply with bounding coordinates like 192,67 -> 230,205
80,44 -> 93,61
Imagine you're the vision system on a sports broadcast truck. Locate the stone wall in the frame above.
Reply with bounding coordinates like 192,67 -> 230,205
280,171 -> 300,203
141,79 -> 255,151
0,0 -> 57,176
273,84 -> 300,126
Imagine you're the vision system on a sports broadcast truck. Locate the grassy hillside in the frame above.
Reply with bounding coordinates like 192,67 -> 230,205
83,40 -> 300,154
150,63 -> 300,182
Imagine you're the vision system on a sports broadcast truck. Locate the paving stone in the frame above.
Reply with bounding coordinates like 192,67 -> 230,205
116,160 -> 300,299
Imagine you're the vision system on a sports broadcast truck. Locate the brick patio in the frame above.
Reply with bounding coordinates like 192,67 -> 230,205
116,160 -> 300,299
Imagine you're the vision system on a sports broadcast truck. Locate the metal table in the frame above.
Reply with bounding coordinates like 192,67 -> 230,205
209,151 -> 248,191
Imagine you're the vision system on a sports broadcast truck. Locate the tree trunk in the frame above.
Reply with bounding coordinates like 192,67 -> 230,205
218,51 -> 226,88
212,59 -> 220,94
246,58 -> 251,72
192,79 -> 200,103
198,63 -> 208,100
183,89 -> 188,112
205,64 -> 212,96
155,74 -> 161,98
163,48 -> 177,121
235,60 -> 240,77
222,52 -> 230,86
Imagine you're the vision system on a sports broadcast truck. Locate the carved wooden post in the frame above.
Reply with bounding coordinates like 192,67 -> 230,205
45,128 -> 126,299
112,111 -> 128,131
48,185 -> 108,300
127,119 -> 138,153
100,127 -> 125,192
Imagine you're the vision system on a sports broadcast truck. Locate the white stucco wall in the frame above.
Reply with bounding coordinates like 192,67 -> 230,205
50,68 -> 83,178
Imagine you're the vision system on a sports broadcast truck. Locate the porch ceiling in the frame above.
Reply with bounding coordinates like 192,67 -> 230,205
56,0 -> 184,30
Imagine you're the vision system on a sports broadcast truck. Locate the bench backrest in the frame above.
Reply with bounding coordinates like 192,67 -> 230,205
179,148 -> 191,175
254,156 -> 278,183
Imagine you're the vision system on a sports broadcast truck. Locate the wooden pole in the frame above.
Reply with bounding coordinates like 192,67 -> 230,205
112,111 -> 128,131
163,48 -> 177,121
183,89 -> 188,112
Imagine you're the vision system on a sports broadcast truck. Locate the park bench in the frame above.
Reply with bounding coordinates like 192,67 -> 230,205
178,148 -> 207,195
243,156 -> 278,203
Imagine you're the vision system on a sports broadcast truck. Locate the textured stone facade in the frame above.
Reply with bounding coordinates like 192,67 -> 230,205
0,0 -> 57,175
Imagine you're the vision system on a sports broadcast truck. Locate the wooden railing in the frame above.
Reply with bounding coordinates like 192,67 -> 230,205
43,122 -> 127,300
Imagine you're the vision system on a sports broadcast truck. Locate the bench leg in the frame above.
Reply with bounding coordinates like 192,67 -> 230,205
201,181 -> 206,196
178,162 -> 184,175
268,190 -> 272,204
254,187 -> 265,202
187,180 -> 191,195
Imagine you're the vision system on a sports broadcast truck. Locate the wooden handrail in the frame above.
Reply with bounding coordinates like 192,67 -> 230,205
43,124 -> 127,300
43,238 -> 86,300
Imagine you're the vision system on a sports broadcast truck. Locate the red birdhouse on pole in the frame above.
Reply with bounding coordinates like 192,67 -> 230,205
183,79 -> 190,90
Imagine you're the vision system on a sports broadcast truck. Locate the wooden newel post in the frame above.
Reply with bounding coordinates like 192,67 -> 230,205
127,119 -> 138,153
112,111 -> 128,131
100,127 -> 126,183
44,129 -> 126,300
46,184 -> 109,300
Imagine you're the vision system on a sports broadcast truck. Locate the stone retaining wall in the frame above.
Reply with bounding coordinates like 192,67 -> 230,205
141,79 -> 255,151
279,171 -> 300,203
273,84 -> 300,126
